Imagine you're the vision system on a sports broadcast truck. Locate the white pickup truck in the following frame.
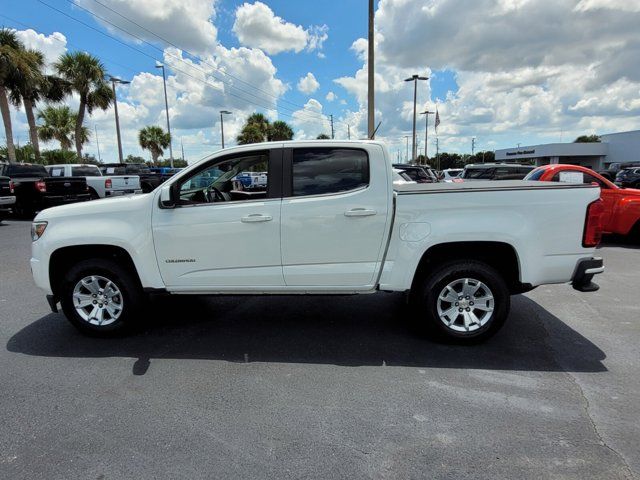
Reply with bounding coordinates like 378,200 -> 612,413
46,164 -> 142,199
30,141 -> 605,342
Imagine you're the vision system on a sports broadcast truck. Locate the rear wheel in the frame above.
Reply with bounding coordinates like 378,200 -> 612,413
411,260 -> 510,343
60,258 -> 144,336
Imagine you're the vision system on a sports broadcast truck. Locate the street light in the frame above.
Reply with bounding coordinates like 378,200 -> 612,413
108,76 -> 130,163
420,110 -> 434,165
403,135 -> 410,163
155,62 -> 174,168
220,110 -> 232,148
404,74 -> 429,162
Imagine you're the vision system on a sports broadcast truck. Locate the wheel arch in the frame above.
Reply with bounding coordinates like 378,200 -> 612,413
49,245 -> 142,297
410,241 -> 528,295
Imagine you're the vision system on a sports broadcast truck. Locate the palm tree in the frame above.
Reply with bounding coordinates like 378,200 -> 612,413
38,105 -> 87,152
54,52 -> 113,159
268,120 -> 294,141
10,49 -> 69,161
237,123 -> 266,145
139,125 -> 170,164
0,29 -> 30,163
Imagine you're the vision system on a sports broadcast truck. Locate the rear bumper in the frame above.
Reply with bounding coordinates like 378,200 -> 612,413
0,195 -> 15,212
571,257 -> 604,292
106,189 -> 143,196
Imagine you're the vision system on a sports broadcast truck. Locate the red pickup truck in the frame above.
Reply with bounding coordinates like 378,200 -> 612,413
525,164 -> 640,239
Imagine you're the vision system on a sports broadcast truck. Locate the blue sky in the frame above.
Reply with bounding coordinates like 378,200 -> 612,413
2,0 -> 638,162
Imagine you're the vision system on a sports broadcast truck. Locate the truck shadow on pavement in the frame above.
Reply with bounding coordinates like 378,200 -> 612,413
7,293 -> 606,375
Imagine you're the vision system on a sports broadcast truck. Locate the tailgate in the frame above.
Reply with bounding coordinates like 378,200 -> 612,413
45,177 -> 87,195
108,175 -> 141,190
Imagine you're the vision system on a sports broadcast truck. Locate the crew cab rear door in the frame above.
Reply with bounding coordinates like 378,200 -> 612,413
280,144 -> 390,288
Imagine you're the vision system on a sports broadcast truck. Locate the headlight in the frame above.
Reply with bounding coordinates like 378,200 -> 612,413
31,221 -> 48,241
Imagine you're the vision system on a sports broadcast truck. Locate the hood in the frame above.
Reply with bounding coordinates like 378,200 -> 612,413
34,192 -> 153,221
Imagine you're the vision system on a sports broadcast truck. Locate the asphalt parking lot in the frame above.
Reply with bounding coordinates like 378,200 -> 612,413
0,219 -> 638,479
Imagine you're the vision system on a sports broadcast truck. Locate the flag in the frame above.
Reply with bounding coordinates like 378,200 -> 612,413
434,107 -> 441,132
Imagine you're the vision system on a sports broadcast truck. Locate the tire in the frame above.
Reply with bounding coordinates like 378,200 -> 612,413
60,258 -> 144,336
410,260 -> 510,344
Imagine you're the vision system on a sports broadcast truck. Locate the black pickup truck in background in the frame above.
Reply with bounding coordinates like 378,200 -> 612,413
0,176 -> 15,222
0,163 -> 90,218
100,163 -> 167,193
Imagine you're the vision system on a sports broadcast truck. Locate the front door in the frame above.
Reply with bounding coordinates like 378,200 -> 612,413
280,145 -> 390,288
153,148 -> 284,290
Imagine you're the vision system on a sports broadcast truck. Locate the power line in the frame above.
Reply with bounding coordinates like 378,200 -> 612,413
49,0 -> 340,127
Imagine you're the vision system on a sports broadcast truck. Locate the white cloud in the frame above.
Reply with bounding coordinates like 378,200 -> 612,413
233,2 -> 328,55
333,0 -> 640,155
75,0 -> 218,55
297,72 -> 320,95
291,99 -> 330,139
14,29 -> 67,70
326,91 -> 337,102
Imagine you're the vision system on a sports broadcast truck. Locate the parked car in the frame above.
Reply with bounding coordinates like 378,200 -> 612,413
525,164 -> 640,238
0,163 -> 90,217
392,164 -> 437,183
99,163 -> 164,193
46,164 -> 142,199
392,168 -> 416,185
32,141 -> 604,342
614,167 -> 640,189
442,168 -> 463,182
0,175 -> 15,223
461,163 -> 535,180
598,162 -> 640,181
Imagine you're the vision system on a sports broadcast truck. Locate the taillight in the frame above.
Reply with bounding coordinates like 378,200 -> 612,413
35,180 -> 46,193
9,181 -> 14,194
105,178 -> 112,189
583,199 -> 604,247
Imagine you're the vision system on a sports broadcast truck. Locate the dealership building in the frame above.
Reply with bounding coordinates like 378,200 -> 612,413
495,129 -> 640,170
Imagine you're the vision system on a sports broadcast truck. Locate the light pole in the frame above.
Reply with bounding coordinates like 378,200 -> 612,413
404,74 -> 429,163
94,125 -> 101,163
367,0 -> 375,138
220,110 -> 232,148
155,62 -> 174,168
420,110 -> 434,165
109,76 -> 130,163
404,135 -> 410,163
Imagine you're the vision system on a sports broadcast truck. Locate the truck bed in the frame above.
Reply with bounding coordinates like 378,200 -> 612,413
394,180 -> 595,193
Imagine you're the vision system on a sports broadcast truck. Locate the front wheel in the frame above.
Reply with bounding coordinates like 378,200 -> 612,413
60,259 -> 144,336
411,260 -> 510,343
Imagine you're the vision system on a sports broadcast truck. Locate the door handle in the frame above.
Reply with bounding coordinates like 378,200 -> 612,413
344,208 -> 377,217
241,214 -> 273,223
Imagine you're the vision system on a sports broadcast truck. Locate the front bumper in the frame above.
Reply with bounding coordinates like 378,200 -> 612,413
571,257 -> 604,292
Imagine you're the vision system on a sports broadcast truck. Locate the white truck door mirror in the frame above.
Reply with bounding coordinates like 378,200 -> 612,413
159,185 -> 175,208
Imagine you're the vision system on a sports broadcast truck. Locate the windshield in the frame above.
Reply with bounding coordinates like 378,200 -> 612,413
523,167 -> 546,181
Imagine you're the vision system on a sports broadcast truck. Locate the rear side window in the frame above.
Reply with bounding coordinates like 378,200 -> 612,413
292,148 -> 369,196
463,168 -> 495,179
72,165 -> 101,176
524,167 -> 545,181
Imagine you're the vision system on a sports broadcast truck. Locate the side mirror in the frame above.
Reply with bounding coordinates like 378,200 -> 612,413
159,184 -> 176,208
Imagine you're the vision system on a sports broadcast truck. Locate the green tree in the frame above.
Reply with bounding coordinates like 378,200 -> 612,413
574,134 -> 600,143
138,125 -> 170,164
124,154 -> 146,163
316,133 -> 330,139
237,123 -> 266,145
268,120 -> 294,141
54,52 -> 113,159
37,105 -> 86,152
0,29 -> 35,163
436,152 -> 464,169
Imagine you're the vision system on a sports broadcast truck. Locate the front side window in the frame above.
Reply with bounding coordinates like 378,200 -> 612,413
292,148 -> 369,197
177,152 -> 269,205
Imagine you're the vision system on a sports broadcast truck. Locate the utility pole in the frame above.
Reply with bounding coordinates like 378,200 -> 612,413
220,110 -> 232,148
330,114 -> 335,139
94,125 -> 101,163
155,62 -> 174,168
367,0 -> 375,138
404,74 -> 429,162
181,137 -> 185,161
404,135 -> 410,163
109,76 -> 130,163
420,110 -> 434,165
347,125 -> 351,140
471,137 -> 476,156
